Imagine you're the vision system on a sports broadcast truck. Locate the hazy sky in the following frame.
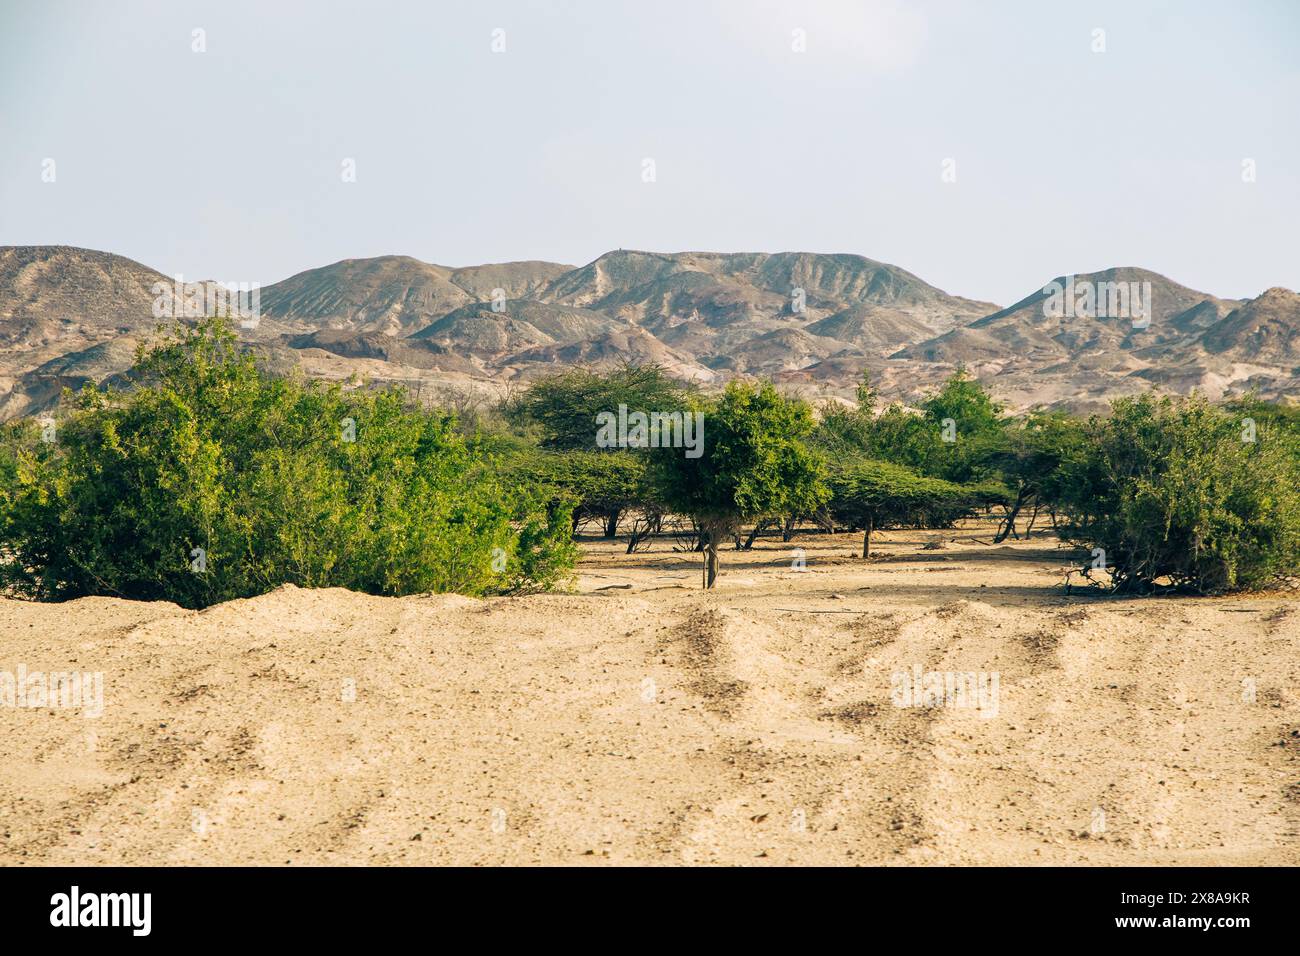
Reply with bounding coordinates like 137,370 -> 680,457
2,0 -> 1297,305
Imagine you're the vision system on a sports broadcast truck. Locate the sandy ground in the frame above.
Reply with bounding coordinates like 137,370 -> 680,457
1,519 -> 1297,866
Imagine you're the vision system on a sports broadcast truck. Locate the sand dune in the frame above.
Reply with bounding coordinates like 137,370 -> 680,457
2,521 -> 1297,866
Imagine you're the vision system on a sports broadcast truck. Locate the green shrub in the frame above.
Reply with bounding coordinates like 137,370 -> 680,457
1055,394 -> 1300,593
0,320 -> 577,607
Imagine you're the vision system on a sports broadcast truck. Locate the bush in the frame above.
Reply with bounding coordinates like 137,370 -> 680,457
0,320 -> 577,607
1055,394 -> 1300,593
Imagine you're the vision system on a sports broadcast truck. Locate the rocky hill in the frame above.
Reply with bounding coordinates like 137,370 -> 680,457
1,245 -> 1296,419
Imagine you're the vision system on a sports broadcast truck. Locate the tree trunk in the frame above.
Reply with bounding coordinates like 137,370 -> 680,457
697,521 -> 727,589
993,489 -> 1029,544
1024,498 -> 1040,540
862,516 -> 874,559
742,520 -> 768,550
603,509 -> 620,538
782,516 -> 795,542
626,514 -> 655,554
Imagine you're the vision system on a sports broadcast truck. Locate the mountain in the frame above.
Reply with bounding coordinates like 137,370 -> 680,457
1,245 -> 1296,419
0,245 -> 165,335
806,303 -> 949,352
890,270 -> 1297,411
408,300 -> 620,355
891,268 -> 1241,366
719,328 -> 851,375
0,246 -> 166,419
1201,288 -> 1300,366
504,327 -> 716,383
0,335 -> 142,421
286,328 -> 480,374
538,249 -> 993,336
257,256 -> 575,336
446,261 -> 574,301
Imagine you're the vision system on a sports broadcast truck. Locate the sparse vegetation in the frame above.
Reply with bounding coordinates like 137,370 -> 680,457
2,336 -> 1297,601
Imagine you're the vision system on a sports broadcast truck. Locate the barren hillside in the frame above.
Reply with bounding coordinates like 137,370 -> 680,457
3,246 -> 1298,421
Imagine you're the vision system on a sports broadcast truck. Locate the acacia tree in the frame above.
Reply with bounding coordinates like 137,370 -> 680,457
499,364 -> 694,538
503,449 -> 648,537
501,364 -> 694,451
831,367 -> 1006,483
650,381 -> 827,588
827,460 -> 976,558
985,411 -> 1086,542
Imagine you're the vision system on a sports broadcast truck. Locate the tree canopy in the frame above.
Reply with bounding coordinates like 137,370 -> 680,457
651,381 -> 828,587
501,364 -> 694,451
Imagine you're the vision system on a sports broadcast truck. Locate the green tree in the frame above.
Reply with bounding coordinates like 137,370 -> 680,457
917,367 -> 1006,483
650,381 -> 828,588
986,410 -> 1088,542
817,368 -> 1007,484
827,459 -> 988,558
812,399 -> 876,461
855,370 -> 879,414
504,449 -> 648,537
501,364 -> 694,451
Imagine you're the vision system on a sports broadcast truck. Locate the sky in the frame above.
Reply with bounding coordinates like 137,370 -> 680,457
1,0 -> 1297,306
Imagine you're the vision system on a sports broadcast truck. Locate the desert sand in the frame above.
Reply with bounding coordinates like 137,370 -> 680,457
1,519 -> 1297,866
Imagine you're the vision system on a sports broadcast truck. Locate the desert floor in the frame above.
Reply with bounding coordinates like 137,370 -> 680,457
1,518 -> 1297,866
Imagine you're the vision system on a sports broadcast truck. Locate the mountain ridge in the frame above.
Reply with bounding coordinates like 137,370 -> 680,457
1,244 -> 1296,420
